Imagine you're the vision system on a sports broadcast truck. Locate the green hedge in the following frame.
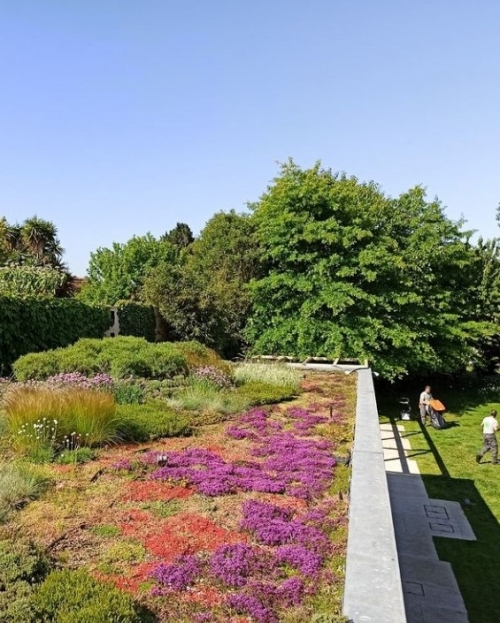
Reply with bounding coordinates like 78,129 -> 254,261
0,297 -> 110,375
115,301 -> 156,342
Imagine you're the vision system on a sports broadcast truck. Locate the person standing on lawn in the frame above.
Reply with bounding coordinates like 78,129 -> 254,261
419,385 -> 433,425
476,409 -> 499,465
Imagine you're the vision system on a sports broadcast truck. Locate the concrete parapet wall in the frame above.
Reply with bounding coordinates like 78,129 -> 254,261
343,368 -> 407,623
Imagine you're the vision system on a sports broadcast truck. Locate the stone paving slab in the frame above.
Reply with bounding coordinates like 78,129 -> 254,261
382,426 -> 472,622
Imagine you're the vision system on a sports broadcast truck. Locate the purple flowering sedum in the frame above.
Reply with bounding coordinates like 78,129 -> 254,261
151,554 -> 202,591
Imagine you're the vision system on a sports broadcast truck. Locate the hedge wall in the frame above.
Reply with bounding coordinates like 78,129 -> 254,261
0,297 -> 110,375
115,301 -> 156,342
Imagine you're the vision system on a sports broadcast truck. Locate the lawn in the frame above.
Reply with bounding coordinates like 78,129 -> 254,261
0,368 -> 355,623
376,374 -> 500,623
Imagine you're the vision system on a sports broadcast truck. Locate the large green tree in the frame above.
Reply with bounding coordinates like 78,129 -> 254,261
79,234 -> 175,305
143,211 -> 260,356
246,161 -> 490,379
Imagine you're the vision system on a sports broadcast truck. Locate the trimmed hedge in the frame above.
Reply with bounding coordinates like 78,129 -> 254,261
115,301 -> 156,342
0,297 -> 110,375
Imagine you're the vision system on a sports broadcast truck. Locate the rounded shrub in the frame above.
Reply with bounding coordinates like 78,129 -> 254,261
33,568 -> 141,623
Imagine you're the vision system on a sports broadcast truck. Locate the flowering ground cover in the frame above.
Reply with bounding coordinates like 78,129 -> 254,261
0,372 -> 355,623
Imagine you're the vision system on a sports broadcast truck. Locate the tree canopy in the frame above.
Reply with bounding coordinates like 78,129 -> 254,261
78,234 -> 175,306
245,161 -> 493,379
143,211 -> 260,357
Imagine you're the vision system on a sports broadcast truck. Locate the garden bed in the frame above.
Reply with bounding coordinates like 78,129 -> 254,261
0,371 -> 355,623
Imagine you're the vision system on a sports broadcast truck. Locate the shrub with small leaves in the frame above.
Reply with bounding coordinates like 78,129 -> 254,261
33,568 -> 141,623
0,539 -> 49,623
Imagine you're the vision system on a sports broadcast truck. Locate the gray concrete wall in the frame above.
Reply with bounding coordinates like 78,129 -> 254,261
343,368 -> 407,623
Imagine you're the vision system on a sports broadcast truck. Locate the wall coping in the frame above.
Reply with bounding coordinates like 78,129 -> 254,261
342,368 -> 407,623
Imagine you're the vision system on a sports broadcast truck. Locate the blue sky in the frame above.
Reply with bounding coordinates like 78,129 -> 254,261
1,1 -> 499,275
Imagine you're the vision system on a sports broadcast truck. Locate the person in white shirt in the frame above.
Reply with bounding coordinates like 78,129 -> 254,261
476,409 -> 499,465
419,385 -> 433,425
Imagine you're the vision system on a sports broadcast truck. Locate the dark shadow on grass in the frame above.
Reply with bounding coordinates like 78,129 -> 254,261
421,474 -> 500,623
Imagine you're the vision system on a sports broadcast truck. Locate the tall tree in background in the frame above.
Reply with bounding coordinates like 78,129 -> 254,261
79,234 -> 175,305
0,216 -> 64,268
144,211 -> 260,356
469,237 -> 500,372
0,216 -> 75,297
246,161 -> 490,379
162,222 -> 194,249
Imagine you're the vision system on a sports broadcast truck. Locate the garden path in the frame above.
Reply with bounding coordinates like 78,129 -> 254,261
380,423 -> 472,623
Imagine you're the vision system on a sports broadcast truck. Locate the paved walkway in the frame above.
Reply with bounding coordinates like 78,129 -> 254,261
380,423 -> 474,623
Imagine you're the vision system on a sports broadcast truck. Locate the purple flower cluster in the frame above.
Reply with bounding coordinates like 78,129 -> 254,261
210,543 -> 261,587
227,592 -> 277,623
151,554 -> 202,591
151,447 -> 286,496
152,408 -> 335,501
191,366 -> 233,389
46,372 -> 114,391
241,500 -> 330,557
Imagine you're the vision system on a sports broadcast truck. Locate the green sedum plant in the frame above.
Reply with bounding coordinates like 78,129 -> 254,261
33,568 -> 141,623
0,539 -> 49,623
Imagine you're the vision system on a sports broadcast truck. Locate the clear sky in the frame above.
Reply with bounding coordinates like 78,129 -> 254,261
1,1 -> 499,275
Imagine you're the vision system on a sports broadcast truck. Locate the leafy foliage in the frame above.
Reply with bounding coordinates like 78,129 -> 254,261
78,234 -> 174,305
0,265 -> 67,298
144,211 -> 261,357
246,161 -> 492,379
162,222 -> 194,249
115,301 -> 156,341
0,216 -> 64,268
0,298 -> 110,375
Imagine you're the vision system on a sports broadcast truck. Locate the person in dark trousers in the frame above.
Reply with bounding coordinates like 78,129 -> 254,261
419,385 -> 433,425
476,409 -> 499,465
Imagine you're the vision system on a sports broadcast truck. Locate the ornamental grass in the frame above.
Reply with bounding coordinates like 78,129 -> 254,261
2,385 -> 119,450
233,363 -> 302,391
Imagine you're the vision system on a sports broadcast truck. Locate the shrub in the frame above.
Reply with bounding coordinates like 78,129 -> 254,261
234,363 -> 302,390
116,404 -> 192,441
0,297 -> 110,375
3,386 -> 118,450
234,381 -> 298,406
55,447 -> 96,465
173,341 -> 233,376
115,301 -> 156,342
33,568 -> 141,623
0,463 -> 52,522
0,539 -> 49,623
13,336 -> 189,381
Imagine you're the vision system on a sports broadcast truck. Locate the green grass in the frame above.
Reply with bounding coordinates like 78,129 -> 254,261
376,374 -> 500,623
